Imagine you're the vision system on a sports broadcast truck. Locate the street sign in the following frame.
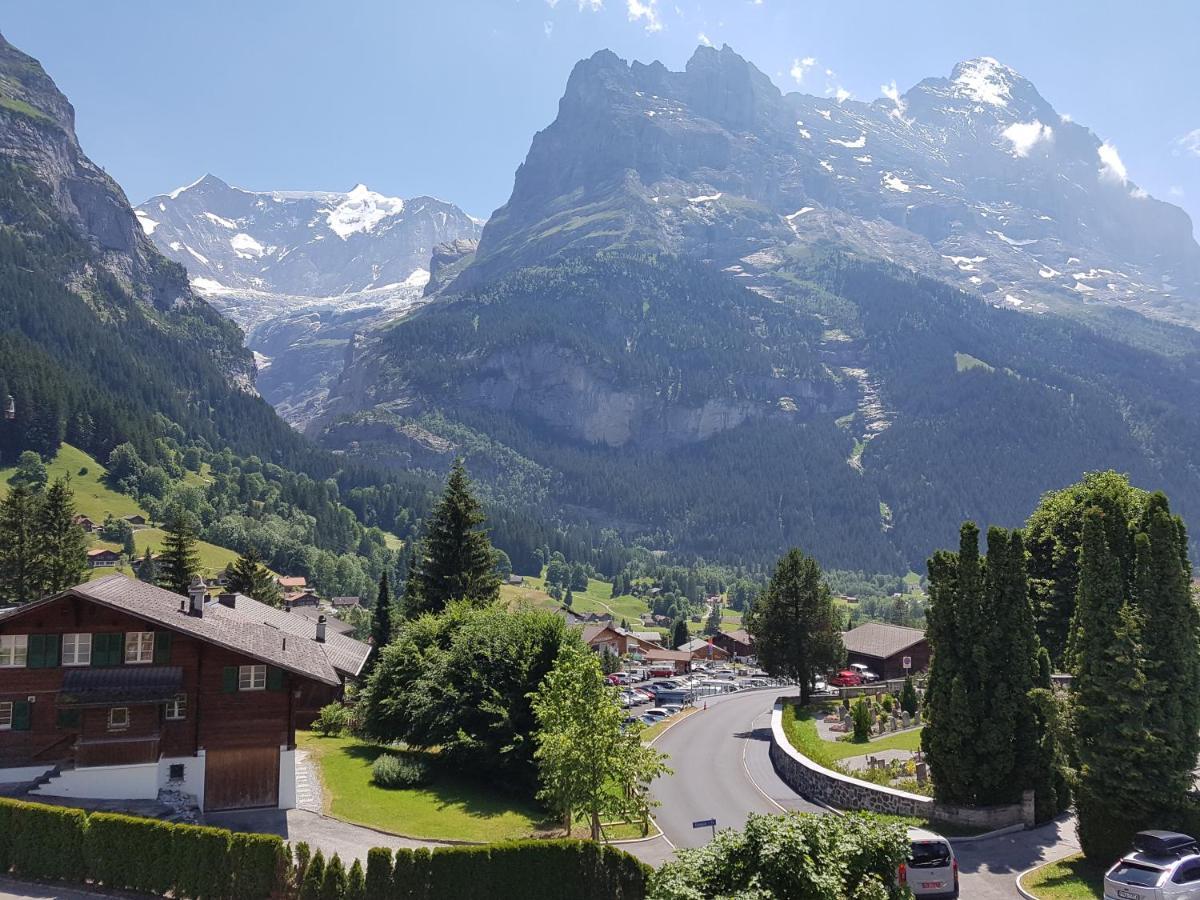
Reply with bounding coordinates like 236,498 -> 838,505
692,819 -> 717,828
902,656 -> 912,671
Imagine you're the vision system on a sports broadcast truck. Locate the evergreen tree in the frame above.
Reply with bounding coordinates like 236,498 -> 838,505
406,460 -> 500,616
157,507 -> 201,596
226,547 -> 282,606
37,477 -> 87,594
1073,507 -> 1155,860
703,600 -> 721,636
899,676 -> 918,717
671,617 -> 689,650
137,547 -> 157,584
744,547 -> 844,704
365,571 -> 394,675
121,529 -> 136,560
0,482 -> 44,603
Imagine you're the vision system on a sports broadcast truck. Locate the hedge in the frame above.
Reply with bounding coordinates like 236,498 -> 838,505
0,799 -> 648,899
0,797 -> 284,899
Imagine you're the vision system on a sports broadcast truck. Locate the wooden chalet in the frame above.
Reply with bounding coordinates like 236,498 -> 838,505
0,575 -> 369,811
85,548 -> 121,568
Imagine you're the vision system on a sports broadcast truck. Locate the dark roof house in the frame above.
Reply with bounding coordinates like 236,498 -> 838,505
841,622 -> 929,678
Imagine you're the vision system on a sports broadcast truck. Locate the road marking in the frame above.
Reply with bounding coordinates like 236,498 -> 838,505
740,710 -> 787,812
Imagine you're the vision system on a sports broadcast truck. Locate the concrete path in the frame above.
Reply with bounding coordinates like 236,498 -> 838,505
202,808 -> 448,864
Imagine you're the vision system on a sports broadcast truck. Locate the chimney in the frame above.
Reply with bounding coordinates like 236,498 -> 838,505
188,576 -> 206,617
315,615 -> 327,644
218,592 -> 237,609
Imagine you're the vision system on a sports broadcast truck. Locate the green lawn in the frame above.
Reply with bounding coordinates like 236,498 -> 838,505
781,702 -> 923,766
93,527 -> 240,577
298,732 -> 549,843
1019,854 -> 1105,900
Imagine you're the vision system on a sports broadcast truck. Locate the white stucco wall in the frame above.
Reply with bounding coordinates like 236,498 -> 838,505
33,762 -> 158,800
278,746 -> 296,810
158,752 -> 205,807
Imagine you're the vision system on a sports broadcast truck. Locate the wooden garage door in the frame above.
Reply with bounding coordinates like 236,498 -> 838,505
205,746 -> 279,810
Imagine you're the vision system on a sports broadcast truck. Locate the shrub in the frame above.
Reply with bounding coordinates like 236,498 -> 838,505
372,752 -> 433,789
301,850 -> 326,900
1,798 -> 86,881
84,812 -> 174,894
314,702 -> 351,737
365,846 -> 392,899
900,676 -> 919,716
321,853 -> 348,900
294,840 -> 313,890
230,832 -> 288,900
171,823 -> 232,899
852,697 -> 873,742
347,858 -> 367,900
881,694 -> 893,713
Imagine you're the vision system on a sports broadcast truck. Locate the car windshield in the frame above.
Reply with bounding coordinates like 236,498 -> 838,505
1110,862 -> 1165,887
909,841 -> 951,869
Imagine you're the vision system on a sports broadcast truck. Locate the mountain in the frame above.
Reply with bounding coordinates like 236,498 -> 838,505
459,47 -> 1199,327
313,46 -> 1200,570
135,176 -> 482,429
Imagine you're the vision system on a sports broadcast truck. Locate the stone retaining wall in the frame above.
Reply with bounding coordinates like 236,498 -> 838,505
769,700 -> 1033,830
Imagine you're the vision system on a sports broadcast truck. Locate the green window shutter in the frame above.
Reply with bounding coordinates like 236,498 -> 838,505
98,633 -> 123,667
56,708 -> 80,729
11,701 -> 31,731
267,667 -> 285,691
92,634 -> 112,667
223,666 -> 238,693
153,631 -> 173,665
26,635 -> 44,669
43,634 -> 59,668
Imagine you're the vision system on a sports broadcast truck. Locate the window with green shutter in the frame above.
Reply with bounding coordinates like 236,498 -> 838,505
222,666 -> 238,693
92,633 -> 123,667
267,666 -> 285,691
153,631 -> 173,665
11,700 -> 31,731
27,634 -> 60,669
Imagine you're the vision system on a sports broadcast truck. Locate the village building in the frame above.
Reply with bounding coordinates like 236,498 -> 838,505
677,637 -> 732,662
840,622 -> 930,679
284,591 -> 321,609
85,548 -> 121,568
0,575 -> 369,811
72,516 -> 97,534
122,515 -> 147,527
710,628 -> 755,661
330,596 -> 360,610
276,576 -> 307,592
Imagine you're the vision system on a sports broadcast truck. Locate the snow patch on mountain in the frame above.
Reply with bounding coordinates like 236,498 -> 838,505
135,210 -> 158,235
325,184 -> 405,239
951,57 -> 1016,107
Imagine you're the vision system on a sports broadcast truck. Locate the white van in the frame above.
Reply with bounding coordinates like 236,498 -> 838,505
901,828 -> 958,899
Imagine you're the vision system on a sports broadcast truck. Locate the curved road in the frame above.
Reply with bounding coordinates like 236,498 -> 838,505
630,688 -> 1080,897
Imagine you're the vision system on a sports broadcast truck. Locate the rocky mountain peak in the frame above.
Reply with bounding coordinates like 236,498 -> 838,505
682,43 -> 785,132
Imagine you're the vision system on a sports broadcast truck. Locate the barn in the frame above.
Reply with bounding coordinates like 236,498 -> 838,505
841,622 -> 930,679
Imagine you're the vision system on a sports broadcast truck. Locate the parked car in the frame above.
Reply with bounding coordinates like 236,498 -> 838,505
643,708 -> 671,719
812,678 -> 829,693
850,663 -> 880,682
829,669 -> 863,687
650,666 -> 676,678
1104,830 -> 1200,899
606,674 -> 622,685
901,828 -> 958,899
638,714 -> 659,725
631,688 -> 654,702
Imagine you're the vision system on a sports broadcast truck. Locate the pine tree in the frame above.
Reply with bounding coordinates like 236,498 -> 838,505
158,507 -> 201,596
37,477 -> 87,594
365,571 -> 394,676
671,617 -> 689,649
137,547 -> 157,584
226,547 -> 282,606
1073,507 -> 1155,860
406,460 -> 500,616
0,482 -> 44,603
899,676 -> 918,717
703,600 -> 721,636
1132,493 -> 1200,806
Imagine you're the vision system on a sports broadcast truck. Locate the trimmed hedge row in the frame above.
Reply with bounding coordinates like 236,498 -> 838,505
362,841 -> 649,900
0,798 -> 649,899
0,798 -> 286,899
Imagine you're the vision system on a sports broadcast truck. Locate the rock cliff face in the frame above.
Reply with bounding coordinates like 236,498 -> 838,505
459,45 -> 1200,327
0,32 -> 254,388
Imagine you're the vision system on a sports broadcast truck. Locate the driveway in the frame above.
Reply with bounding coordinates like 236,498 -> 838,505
630,687 -> 1081,897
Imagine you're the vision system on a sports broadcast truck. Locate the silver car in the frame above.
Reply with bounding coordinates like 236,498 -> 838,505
903,828 -> 958,899
1105,831 -> 1200,899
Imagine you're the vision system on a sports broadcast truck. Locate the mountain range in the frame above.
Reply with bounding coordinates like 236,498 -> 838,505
135,176 -> 482,428
308,45 -> 1200,569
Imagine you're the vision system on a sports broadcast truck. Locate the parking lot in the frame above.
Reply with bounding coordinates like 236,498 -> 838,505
612,664 -> 791,730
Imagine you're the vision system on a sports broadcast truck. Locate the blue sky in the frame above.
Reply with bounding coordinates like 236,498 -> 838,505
5,1 -> 1199,228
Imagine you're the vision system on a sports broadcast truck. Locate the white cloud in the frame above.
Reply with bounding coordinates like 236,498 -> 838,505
578,0 -> 603,10
834,86 -> 851,104
1098,141 -> 1128,183
789,56 -> 816,84
1059,112 -> 1072,123
1169,185 -> 1186,198
545,0 -> 559,6
881,80 -> 908,121
1002,121 -> 1053,157
627,0 -> 662,31
1175,129 -> 1200,157
697,32 -> 713,47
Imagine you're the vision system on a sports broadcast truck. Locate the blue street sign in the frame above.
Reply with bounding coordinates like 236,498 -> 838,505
692,818 -> 717,828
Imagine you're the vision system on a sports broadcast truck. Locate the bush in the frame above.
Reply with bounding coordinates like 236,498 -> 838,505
84,812 -> 174,894
372,753 -> 433,789
171,823 -> 233,899
852,697 -> 873,742
314,702 -> 351,737
900,676 -> 919,716
321,853 -> 348,900
230,831 -> 288,900
0,797 -> 86,881
348,858 -> 367,900
365,846 -> 392,900
301,850 -> 326,900
881,694 -> 893,713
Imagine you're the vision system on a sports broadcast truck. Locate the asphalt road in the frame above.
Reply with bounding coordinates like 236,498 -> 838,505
634,687 -> 1080,897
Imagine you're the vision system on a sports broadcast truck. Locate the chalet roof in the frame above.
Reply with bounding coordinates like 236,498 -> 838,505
216,592 -> 371,678
715,629 -> 754,649
841,623 -> 927,660
642,648 -> 692,662
278,576 -> 307,588
626,631 -> 663,646
330,596 -> 360,607
86,548 -> 120,558
678,638 -> 727,653
10,575 -> 340,686
59,666 -> 183,706
581,623 -> 620,645
286,604 -> 354,635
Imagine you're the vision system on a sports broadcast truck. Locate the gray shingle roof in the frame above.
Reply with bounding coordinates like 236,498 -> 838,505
216,593 -> 371,677
841,623 -> 927,660
64,575 -> 340,685
59,666 -> 184,706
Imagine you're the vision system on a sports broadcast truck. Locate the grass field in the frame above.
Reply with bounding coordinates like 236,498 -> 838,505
781,701 -> 923,766
2,444 -> 246,578
504,573 -> 658,626
298,731 -> 549,843
1018,854 -> 1105,899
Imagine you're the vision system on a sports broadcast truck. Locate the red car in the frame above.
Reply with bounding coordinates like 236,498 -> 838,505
828,669 -> 863,687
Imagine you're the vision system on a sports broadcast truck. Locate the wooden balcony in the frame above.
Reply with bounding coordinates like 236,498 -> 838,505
75,734 -> 160,767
